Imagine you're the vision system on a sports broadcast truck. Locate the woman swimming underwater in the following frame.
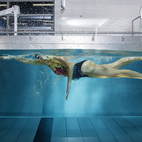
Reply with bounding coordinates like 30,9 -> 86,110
1,54 -> 142,100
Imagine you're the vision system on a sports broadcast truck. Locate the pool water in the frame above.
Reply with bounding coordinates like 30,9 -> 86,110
0,49 -> 142,142
0,49 -> 142,117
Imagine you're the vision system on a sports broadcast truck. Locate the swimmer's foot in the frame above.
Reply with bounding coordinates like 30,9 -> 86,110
0,57 -> 3,60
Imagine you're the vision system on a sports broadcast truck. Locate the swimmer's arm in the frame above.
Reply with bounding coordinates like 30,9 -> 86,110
52,56 -> 74,100
52,56 -> 71,67
1,55 -> 44,65
66,65 -> 74,100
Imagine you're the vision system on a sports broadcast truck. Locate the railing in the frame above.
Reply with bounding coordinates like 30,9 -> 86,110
0,31 -> 142,36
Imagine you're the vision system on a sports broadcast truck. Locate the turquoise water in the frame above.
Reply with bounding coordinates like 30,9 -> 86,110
0,49 -> 142,117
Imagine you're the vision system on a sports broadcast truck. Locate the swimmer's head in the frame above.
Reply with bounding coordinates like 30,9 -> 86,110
35,54 -> 47,60
35,54 -> 41,59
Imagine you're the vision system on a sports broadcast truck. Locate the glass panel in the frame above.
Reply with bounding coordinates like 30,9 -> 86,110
9,16 -> 54,30
0,17 -> 6,29
10,2 -> 54,14
0,2 -> 7,11
8,1 -> 54,35
0,2 -> 7,34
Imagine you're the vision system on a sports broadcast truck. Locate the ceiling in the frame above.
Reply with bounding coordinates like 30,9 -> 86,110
0,0 -> 141,35
55,0 -> 142,33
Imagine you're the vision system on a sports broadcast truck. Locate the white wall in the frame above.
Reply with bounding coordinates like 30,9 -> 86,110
55,0 -> 142,32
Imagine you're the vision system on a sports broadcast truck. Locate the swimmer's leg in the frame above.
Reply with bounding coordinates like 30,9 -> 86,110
102,68 -> 142,79
81,60 -> 142,79
117,69 -> 142,79
0,57 -> 3,60
105,57 -> 142,69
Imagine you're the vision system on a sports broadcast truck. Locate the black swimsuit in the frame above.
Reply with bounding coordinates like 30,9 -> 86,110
72,60 -> 88,80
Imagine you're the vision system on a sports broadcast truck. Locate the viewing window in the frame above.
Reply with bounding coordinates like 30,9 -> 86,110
0,1 -> 54,35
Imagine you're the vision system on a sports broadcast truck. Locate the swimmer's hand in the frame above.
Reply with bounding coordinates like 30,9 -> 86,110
66,84 -> 70,100
1,55 -> 14,60
66,89 -> 69,100
66,94 -> 68,100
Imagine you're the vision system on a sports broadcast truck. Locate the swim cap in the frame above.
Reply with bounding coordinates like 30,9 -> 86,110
35,54 -> 40,59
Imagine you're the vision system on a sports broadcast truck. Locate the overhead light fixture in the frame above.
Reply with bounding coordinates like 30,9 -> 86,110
62,17 -> 66,20
0,4 -> 7,7
140,6 -> 142,19
67,19 -> 109,27
33,4 -> 54,6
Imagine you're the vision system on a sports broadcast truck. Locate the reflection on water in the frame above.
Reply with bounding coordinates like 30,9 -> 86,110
1,49 -> 142,58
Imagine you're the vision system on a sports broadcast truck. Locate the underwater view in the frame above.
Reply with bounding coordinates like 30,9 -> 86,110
0,49 -> 142,117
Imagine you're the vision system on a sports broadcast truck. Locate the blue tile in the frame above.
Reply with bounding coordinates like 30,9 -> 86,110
34,118 -> 53,142
51,138 -> 68,142
115,118 -> 142,142
51,118 -> 66,137
78,118 -> 100,142
17,118 -> 41,142
51,118 -> 67,142
66,118 -> 83,142
90,118 -> 117,142
0,118 -> 28,142
0,118 -> 16,140
102,118 -> 133,142
126,118 -> 142,134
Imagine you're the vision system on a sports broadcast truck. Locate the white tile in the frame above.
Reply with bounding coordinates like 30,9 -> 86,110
96,0 -> 107,4
84,0 -> 96,4
118,0 -> 131,4
119,4 -> 130,9
72,0 -> 84,4
66,0 -> 73,4
107,0 -> 120,4
65,3 -> 73,9
96,4 -> 108,9
130,0 -> 142,4
119,9 -> 131,18
61,10 -> 73,17
96,10 -> 108,18
73,3 -> 84,9
84,3 -> 95,9
108,9 -> 119,18
130,5 -> 141,16
130,4 -> 141,10
107,4 -> 119,10
83,9 -> 96,17
72,9 -> 84,17
108,20 -> 119,29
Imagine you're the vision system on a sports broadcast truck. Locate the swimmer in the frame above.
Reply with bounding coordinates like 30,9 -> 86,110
1,55 -> 142,100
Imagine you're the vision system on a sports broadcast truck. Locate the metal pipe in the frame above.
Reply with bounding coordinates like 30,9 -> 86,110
0,31 -> 142,35
61,0 -> 65,13
132,16 -> 140,36
0,5 -> 20,36
6,2 -> 9,35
